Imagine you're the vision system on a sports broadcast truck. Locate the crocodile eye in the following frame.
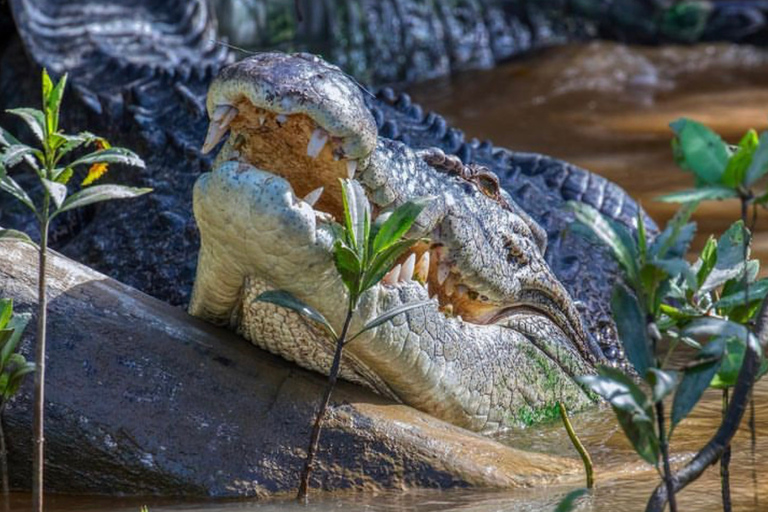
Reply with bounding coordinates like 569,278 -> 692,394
474,171 -> 500,199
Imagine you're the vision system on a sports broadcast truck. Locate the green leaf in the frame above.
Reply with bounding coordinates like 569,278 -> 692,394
649,202 -> 698,259
579,366 -> 659,466
340,179 -> 371,260
0,229 -> 37,248
348,301 -> 432,343
646,368 -> 678,403
683,317 -> 760,357
671,348 -> 723,429
2,144 -> 37,168
41,178 -> 67,209
669,118 -> 729,184
695,236 -> 717,288
0,174 -> 37,214
45,72 -> 67,135
333,241 -> 361,297
0,299 -> 12,331
715,279 -> 768,309
656,186 -> 738,203
710,337 -> 748,389
53,167 -> 74,185
360,239 -> 420,292
371,197 -> 431,255
567,202 -> 638,281
253,290 -> 337,339
69,147 -> 145,169
554,488 -> 589,512
722,129 -> 759,188
57,132 -> 98,159
745,131 -> 768,186
6,108 -> 46,143
0,312 -> 30,368
637,210 -> 648,264
611,285 -> 653,377
698,221 -> 748,296
53,184 -> 151,217
652,258 -> 696,290
0,126 -> 22,148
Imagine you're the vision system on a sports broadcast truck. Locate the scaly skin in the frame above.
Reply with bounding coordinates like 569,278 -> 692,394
189,53 -> 599,432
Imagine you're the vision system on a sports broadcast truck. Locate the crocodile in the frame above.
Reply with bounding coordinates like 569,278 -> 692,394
189,52 -> 605,430
1,0 -> 763,429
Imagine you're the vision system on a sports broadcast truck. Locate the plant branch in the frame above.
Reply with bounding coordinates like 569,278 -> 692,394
645,296 -> 768,512
296,305 -> 355,502
558,402 -> 594,488
32,195 -> 49,512
656,399 -> 677,512
0,401 -> 8,497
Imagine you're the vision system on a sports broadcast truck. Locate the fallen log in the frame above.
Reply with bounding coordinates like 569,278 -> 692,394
0,241 -> 579,497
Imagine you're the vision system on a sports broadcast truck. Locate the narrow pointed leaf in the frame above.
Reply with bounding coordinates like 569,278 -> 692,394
650,202 -> 699,259
554,488 -> 589,512
683,317 -> 760,356
349,301 -> 431,343
2,144 -> 37,168
333,241 -> 361,296
698,221 -> 748,295
0,174 -> 37,214
671,339 -> 725,428
0,299 -> 11,330
656,186 -> 738,203
254,290 -> 337,339
0,229 -> 37,248
340,179 -> 370,259
372,197 -> 431,254
0,312 -> 30,367
54,184 -> 151,217
6,108 -> 46,143
715,279 -> 768,309
69,148 -> 145,169
611,285 -> 652,377
46,72 -> 68,134
361,238 -> 420,292
567,202 -> 638,281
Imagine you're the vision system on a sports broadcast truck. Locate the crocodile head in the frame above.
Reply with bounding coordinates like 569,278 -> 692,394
189,53 -> 600,432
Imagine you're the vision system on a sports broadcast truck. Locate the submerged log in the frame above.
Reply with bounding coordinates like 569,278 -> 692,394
0,241 -> 579,497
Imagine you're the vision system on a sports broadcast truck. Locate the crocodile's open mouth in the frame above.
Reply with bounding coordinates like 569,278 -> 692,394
201,100 -> 589,343
192,52 -> 597,431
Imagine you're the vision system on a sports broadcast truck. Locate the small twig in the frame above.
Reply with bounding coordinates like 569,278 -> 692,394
296,307 -> 355,502
558,402 -> 594,488
645,297 -> 768,512
656,399 -> 678,512
0,402 -> 8,497
721,389 -> 732,512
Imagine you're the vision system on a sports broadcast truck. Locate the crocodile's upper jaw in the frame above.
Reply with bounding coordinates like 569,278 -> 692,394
190,52 -> 598,431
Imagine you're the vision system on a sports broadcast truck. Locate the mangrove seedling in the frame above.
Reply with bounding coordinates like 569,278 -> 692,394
0,299 -> 32,497
255,179 -> 431,501
0,69 -> 151,512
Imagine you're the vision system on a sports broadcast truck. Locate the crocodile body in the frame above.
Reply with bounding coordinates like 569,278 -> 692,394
0,0 -> 763,428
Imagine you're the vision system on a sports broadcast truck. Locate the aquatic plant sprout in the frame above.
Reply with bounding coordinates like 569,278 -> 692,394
0,69 -> 150,512
255,179 -> 431,502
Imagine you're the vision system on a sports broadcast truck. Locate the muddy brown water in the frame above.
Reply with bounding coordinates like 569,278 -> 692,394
9,42 -> 768,511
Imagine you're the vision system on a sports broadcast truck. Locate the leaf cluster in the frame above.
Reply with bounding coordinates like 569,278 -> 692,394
0,299 -> 33,403
0,69 -> 150,245
256,179 -> 432,343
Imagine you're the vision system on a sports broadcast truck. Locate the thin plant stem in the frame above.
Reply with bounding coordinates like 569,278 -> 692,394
558,402 -> 594,488
721,388 -> 732,512
32,193 -> 49,512
656,399 -> 677,512
296,305 -> 355,502
750,394 -> 758,509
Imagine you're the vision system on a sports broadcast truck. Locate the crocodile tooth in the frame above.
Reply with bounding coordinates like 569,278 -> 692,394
303,187 -> 324,207
399,253 -> 416,282
276,114 -> 288,125
384,264 -> 401,286
346,159 -> 357,179
258,114 -> 266,126
455,284 -> 469,298
202,105 -> 238,154
437,262 -> 450,285
414,251 -> 430,282
444,274 -> 455,296
307,129 -> 329,158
